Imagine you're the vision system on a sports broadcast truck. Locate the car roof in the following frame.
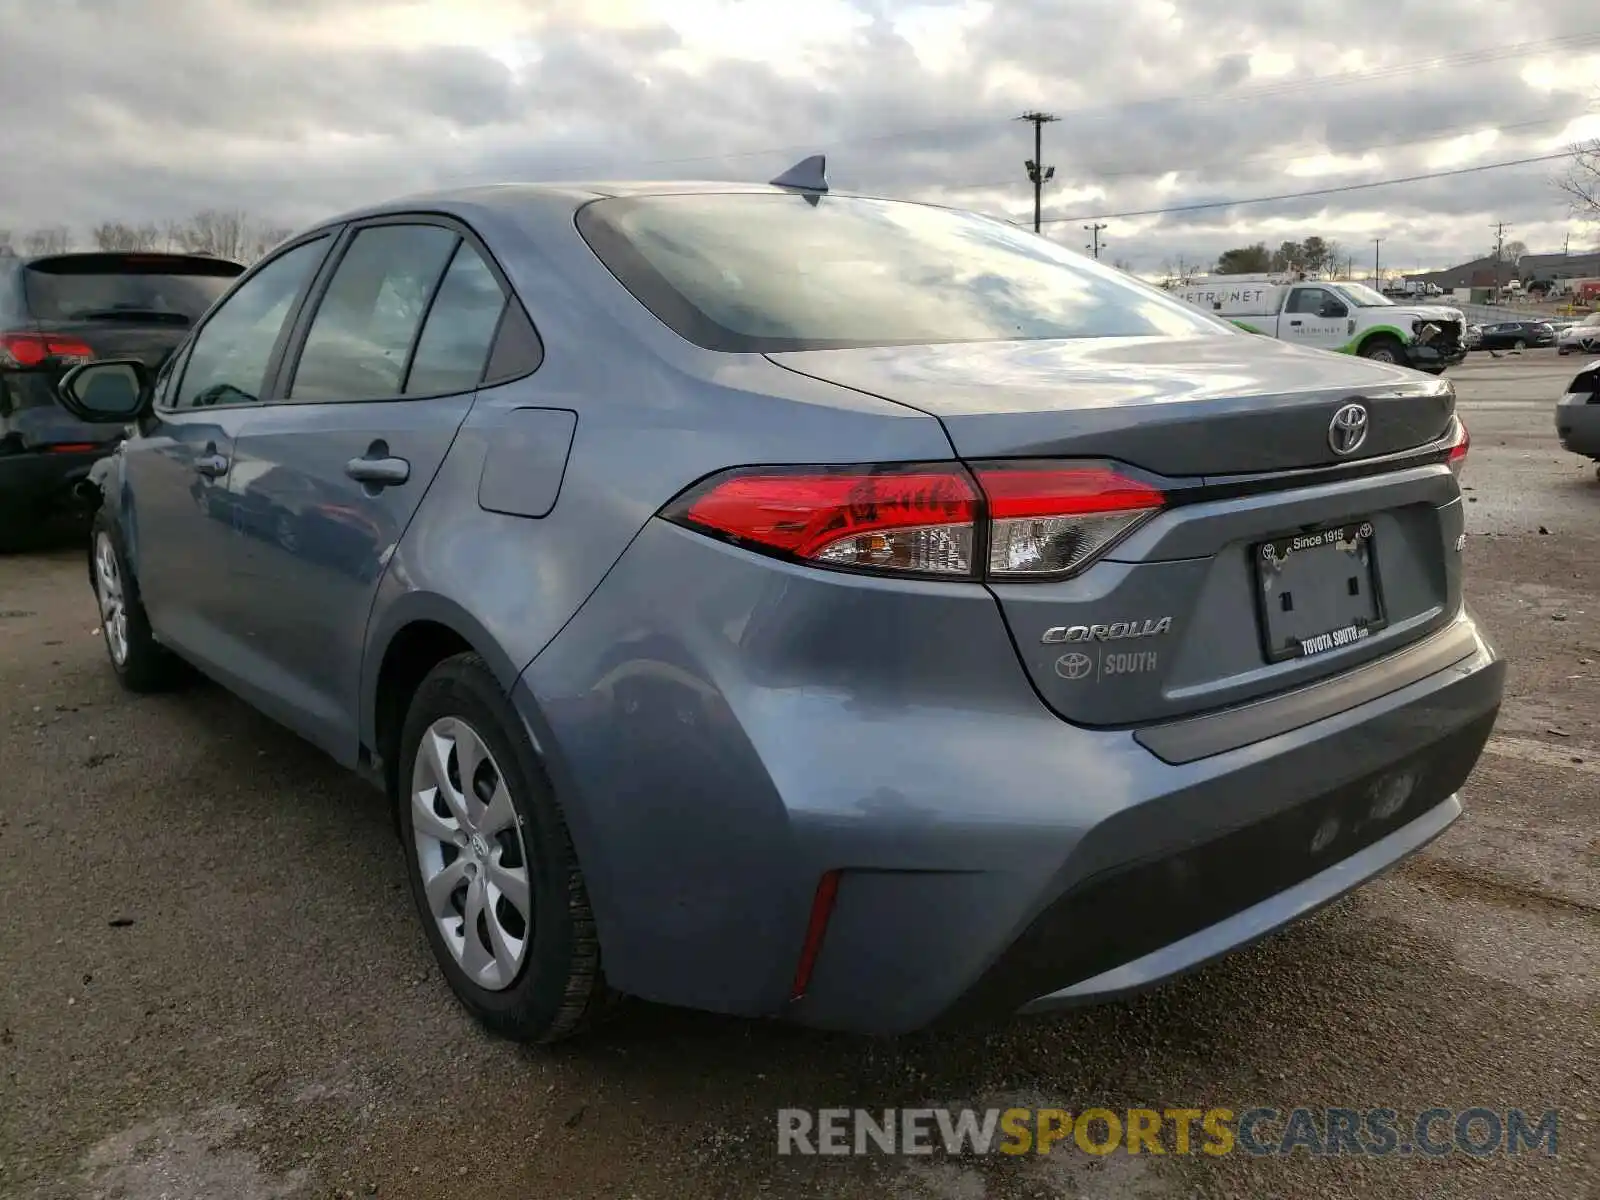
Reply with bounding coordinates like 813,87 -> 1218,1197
307,179 -> 876,234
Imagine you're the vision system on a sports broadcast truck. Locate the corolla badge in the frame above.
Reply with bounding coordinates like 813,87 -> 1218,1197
1041,617 -> 1172,644
1328,402 -> 1369,456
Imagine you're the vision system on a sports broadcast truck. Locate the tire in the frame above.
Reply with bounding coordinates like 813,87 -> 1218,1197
89,511 -> 188,693
1358,335 -> 1404,364
1513,339 -> 1527,350
398,652 -> 611,1043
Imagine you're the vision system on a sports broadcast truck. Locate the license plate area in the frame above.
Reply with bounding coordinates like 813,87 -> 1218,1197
1254,519 -> 1385,663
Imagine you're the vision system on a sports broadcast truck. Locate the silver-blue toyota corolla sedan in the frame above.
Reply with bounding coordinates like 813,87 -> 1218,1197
58,162 -> 1502,1042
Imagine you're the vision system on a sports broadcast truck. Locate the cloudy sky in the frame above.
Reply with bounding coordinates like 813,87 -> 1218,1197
1,0 -> 1597,274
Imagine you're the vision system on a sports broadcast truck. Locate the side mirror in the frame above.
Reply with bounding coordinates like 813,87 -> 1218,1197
55,360 -> 151,423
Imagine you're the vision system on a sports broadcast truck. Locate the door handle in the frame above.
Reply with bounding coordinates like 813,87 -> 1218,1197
1289,319 -> 1303,326
345,455 -> 410,487
195,452 -> 229,478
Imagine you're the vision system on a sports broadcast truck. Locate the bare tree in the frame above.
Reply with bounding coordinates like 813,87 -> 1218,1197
1111,256 -> 1134,273
173,209 -> 253,260
22,226 -> 73,255
1500,239 -> 1528,264
170,210 -> 293,263
1558,140 -> 1600,226
91,220 -> 163,252
245,224 -> 294,262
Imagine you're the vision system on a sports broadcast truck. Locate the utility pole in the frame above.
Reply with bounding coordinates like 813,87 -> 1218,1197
1083,222 -> 1107,259
1372,237 -> 1383,285
1491,222 -> 1510,297
1017,111 -> 1058,233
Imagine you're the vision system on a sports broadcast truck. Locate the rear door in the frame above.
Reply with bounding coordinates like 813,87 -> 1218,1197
124,237 -> 333,670
4,253 -> 242,449
222,217 -> 512,760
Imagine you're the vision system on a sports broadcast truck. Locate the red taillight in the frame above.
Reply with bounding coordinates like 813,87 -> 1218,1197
973,462 -> 1165,579
48,443 -> 98,454
0,332 -> 95,369
790,870 -> 841,1001
667,463 -> 980,577
664,461 -> 1166,581
1446,418 -> 1469,478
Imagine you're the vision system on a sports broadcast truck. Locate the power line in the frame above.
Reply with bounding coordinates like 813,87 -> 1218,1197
933,109 -> 1592,194
597,31 -> 1600,173
1033,149 -> 1582,224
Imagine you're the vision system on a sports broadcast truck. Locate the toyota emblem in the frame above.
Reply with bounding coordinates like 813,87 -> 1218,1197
1054,653 -> 1093,680
1328,402 -> 1369,456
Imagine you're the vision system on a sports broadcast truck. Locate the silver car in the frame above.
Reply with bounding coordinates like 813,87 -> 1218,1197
1557,313 -> 1600,356
53,161 -> 1503,1042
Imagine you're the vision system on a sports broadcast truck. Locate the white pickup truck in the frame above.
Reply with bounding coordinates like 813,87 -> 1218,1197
1175,275 -> 1468,374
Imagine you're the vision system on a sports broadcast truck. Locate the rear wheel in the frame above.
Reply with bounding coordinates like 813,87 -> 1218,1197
1513,338 -> 1527,350
1358,335 -> 1404,364
90,513 -> 187,692
398,652 -> 611,1042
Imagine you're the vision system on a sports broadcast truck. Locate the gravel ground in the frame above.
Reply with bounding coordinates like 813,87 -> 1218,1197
1,350 -> 1596,1199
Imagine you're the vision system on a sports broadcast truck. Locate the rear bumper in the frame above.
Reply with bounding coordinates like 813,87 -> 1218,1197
1556,395 -> 1600,458
0,446 -> 110,514
516,517 -> 1504,1036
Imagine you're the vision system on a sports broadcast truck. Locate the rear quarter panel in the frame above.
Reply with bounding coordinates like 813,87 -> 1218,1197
359,197 -> 953,746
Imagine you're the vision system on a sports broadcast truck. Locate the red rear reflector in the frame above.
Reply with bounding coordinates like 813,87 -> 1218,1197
790,870 -> 841,1001
667,464 -> 979,576
0,332 -> 95,369
972,462 -> 1165,579
48,443 -> 98,454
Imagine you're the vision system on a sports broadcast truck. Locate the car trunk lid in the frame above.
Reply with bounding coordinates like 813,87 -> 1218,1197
768,333 -> 1465,728
767,333 -> 1454,474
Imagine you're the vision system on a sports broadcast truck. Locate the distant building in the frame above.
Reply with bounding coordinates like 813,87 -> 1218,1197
1406,256 -> 1504,294
1406,250 -> 1600,300
1517,251 -> 1600,290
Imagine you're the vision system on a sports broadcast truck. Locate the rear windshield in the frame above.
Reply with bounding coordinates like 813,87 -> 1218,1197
23,254 -> 243,324
576,193 -> 1224,352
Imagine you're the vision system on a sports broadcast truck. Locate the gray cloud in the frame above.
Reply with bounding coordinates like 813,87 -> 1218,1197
0,0 -> 1594,272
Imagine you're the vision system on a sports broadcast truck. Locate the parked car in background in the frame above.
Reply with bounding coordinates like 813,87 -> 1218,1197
55,166 -> 1501,1043
0,251 -> 245,549
1557,313 -> 1600,356
1472,320 -> 1556,351
1174,275 -> 1467,373
1556,357 -> 1600,478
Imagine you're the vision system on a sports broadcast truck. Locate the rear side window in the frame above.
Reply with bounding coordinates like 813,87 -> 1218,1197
404,241 -> 506,396
23,254 -> 242,324
576,193 -> 1221,352
289,224 -> 458,402
174,238 -> 329,410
